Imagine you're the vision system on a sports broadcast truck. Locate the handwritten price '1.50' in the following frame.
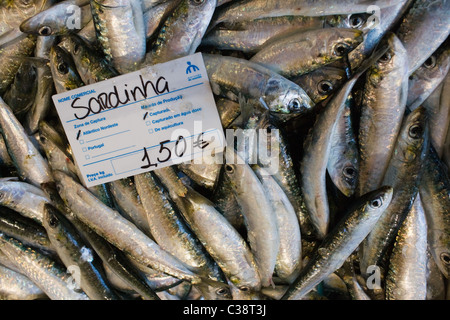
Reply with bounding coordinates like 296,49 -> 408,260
141,133 -> 210,169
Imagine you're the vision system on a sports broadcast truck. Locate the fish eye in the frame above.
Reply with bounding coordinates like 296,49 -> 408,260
20,0 -> 33,5
225,164 -> 235,174
48,215 -> 59,228
216,287 -> 230,296
38,26 -> 52,36
288,98 -> 303,112
370,197 -> 383,208
73,43 -> 81,55
343,166 -> 356,179
408,124 -> 423,139
334,42 -> 350,57
423,56 -> 437,69
191,0 -> 205,5
238,286 -> 249,292
440,253 -> 450,265
317,80 -> 333,94
379,52 -> 392,64
57,62 -> 69,75
349,14 -> 365,28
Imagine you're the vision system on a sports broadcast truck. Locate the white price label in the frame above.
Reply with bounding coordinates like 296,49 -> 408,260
52,53 -> 225,187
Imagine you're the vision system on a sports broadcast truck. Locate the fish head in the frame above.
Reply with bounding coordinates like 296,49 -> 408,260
292,67 -> 347,104
325,28 -> 364,61
433,245 -> 450,279
370,33 -> 408,77
49,44 -> 83,93
19,3 -> 70,36
362,186 -> 394,217
195,280 -> 233,300
397,106 -> 429,163
325,13 -> 372,32
264,78 -> 314,116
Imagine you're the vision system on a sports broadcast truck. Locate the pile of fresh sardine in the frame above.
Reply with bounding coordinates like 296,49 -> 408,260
0,0 -> 448,301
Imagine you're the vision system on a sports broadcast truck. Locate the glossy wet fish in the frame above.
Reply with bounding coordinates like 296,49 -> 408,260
42,204 -> 120,300
250,28 -> 363,78
20,1 -> 92,36
407,42 -> 450,111
419,146 -> 450,279
0,264 -> 47,300
146,0 -> 216,65
174,185 -> 261,292
135,172 -> 225,283
0,232 -> 90,300
90,0 -> 146,74
281,186 -> 393,300
210,0 -> 403,27
357,33 -> 408,196
327,94 -> 359,197
385,195 -> 428,300
396,0 -> 450,75
203,53 -> 314,118
359,106 -> 429,275
53,170 -> 201,283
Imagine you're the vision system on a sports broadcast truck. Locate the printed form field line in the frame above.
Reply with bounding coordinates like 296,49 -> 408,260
85,130 -> 131,143
82,129 -> 220,168
66,82 -> 204,123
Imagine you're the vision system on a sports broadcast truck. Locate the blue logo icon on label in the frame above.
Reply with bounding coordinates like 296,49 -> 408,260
186,61 -> 200,74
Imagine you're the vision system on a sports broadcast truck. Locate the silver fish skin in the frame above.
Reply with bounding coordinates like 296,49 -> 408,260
250,28 -> 363,78
359,106 -> 429,275
0,233 -> 90,300
211,0 -> 403,27
0,206 -> 54,254
348,0 -> 412,71
327,94 -> 359,197
0,179 -> 51,225
108,177 -> 153,237
419,146 -> 450,279
396,0 -> 450,75
202,16 -> 325,54
292,66 -> 347,104
300,69 -> 361,239
20,2 -> 92,36
175,185 -> 261,292
407,43 -> 450,111
203,53 -> 314,117
53,170 -> 201,283
42,204 -> 121,300
0,264 -> 47,300
143,0 -> 180,40
49,44 -> 85,93
0,96 -> 53,188
146,0 -> 217,65
357,33 -> 408,196
386,195 -> 428,300
0,34 -> 36,94
224,148 -> 279,288
38,129 -> 79,181
24,35 -> 56,135
281,186 -> 393,300
424,73 -> 450,158
91,0 -> 146,74
134,172 -> 224,283
0,0 -> 53,46
63,33 -> 119,85
254,165 -> 302,284
426,248 -> 446,300
57,208 -> 160,300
